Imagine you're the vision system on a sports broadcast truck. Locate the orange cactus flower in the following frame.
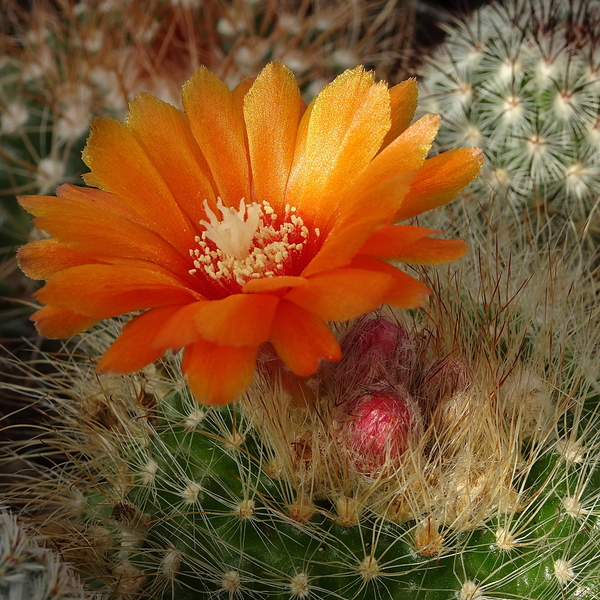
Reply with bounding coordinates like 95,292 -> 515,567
17,63 -> 482,405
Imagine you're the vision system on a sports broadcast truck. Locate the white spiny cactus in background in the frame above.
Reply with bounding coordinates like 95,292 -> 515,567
418,0 -> 600,231
0,509 -> 85,600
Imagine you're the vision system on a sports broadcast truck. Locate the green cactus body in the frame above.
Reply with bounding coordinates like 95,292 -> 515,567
81,384 -> 600,600
418,0 -> 600,229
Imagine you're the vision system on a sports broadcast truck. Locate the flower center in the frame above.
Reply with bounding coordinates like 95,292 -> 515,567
189,198 -> 320,289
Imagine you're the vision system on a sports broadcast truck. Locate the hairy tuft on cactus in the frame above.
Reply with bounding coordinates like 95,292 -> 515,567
418,0 -> 600,236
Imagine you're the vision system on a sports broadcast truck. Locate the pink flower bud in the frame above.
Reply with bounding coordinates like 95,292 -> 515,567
358,318 -> 403,356
339,386 -> 422,476
337,317 -> 416,388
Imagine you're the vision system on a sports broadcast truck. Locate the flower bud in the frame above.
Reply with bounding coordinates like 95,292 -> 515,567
337,317 -> 416,388
339,386 -> 422,476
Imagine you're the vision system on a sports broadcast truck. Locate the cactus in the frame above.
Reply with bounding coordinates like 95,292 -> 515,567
0,508 -> 85,600
417,0 -> 600,235
3,3 -> 600,597
3,206 -> 599,599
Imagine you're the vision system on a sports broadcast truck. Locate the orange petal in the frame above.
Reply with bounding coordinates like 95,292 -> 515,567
269,300 -> 341,377
97,305 -> 184,374
154,294 -> 280,351
395,148 -> 484,222
244,63 -> 304,209
380,78 -> 419,150
36,265 -> 200,319
19,194 -> 190,275
182,340 -> 257,405
153,301 -> 206,351
286,97 -> 316,190
18,239 -> 99,280
81,117 -> 196,249
309,113 -> 440,262
284,267 -> 397,322
285,66 -> 391,222
302,172 -> 414,277
350,256 -> 431,308
232,78 -> 254,167
22,184 -> 146,227
126,92 -> 216,225
351,114 -> 440,199
242,276 -> 307,293
182,67 -> 250,206
31,305 -> 98,339
358,225 -> 440,257
194,293 -> 279,345
233,77 -> 255,107
394,237 -> 468,265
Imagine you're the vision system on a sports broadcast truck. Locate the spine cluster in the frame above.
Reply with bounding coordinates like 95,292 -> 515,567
418,0 -> 600,230
0,509 -> 85,600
